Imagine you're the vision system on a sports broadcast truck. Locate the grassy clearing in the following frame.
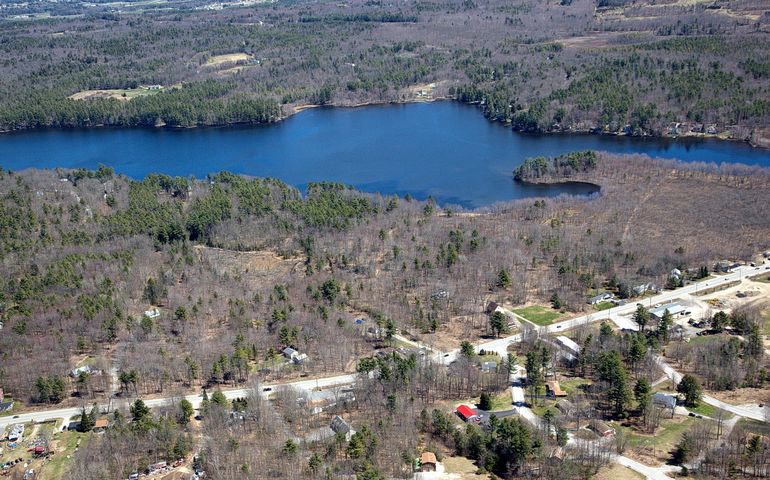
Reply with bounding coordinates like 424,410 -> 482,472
620,416 -> 698,450
69,86 -> 164,101
686,333 -> 730,346
442,456 -> 489,479
559,378 -> 591,396
593,463 -> 645,480
511,305 -> 562,326
685,402 -> 732,419
594,301 -> 614,311
203,53 -> 254,67
43,430 -> 89,480
738,418 -> 770,437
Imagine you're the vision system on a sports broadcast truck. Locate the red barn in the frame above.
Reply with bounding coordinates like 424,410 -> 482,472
456,404 -> 480,423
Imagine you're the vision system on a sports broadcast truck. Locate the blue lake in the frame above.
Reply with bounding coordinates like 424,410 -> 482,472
1,101 -> 769,208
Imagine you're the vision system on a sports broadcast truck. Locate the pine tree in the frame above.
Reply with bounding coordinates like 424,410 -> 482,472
658,309 -> 673,341
496,268 -> 511,289
633,304 -> 650,332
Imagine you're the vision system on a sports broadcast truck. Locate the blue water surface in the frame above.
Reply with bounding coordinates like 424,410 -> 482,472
1,102 -> 769,208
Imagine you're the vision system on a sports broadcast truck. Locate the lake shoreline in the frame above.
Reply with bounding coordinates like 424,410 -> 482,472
1,96 -> 768,150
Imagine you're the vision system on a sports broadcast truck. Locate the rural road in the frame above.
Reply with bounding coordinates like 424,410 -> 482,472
0,373 -> 357,433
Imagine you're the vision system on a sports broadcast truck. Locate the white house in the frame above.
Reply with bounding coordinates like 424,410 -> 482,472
588,292 -> 613,305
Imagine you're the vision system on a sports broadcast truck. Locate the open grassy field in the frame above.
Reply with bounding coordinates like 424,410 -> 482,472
593,463 -> 645,480
42,429 -> 89,480
511,306 -> 562,326
69,86 -> 164,101
203,53 -> 254,68
594,301 -> 614,311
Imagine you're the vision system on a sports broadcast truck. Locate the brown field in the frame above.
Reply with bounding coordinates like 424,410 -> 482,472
593,463 -> 645,480
203,53 -> 254,68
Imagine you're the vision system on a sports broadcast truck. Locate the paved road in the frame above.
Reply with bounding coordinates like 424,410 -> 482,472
442,263 -> 769,363
0,373 -> 357,433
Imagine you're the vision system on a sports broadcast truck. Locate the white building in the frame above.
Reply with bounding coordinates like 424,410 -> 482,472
555,336 -> 581,355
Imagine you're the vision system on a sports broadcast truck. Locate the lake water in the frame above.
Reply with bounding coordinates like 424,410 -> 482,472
2,101 -> 769,208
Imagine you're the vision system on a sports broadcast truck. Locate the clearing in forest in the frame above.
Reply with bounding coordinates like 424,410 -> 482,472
69,86 -> 164,101
203,53 -> 255,68
511,305 -> 562,326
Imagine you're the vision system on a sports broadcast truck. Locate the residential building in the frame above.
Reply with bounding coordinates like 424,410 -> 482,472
481,361 -> 497,373
420,452 -> 437,472
0,400 -> 13,413
456,404 -> 480,423
330,415 -> 355,441
555,336 -> 581,355
282,347 -> 298,360
588,419 -> 615,437
588,292 -> 613,305
8,424 -> 24,442
652,393 -> 677,417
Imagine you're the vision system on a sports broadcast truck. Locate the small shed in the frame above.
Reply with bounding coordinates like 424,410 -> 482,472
420,452 -> 437,472
144,308 -> 161,319
545,381 -> 567,397
93,419 -> 109,432
485,302 -> 499,314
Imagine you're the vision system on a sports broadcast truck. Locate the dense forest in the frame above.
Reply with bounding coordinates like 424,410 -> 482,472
1,152 -> 770,477
0,0 -> 769,143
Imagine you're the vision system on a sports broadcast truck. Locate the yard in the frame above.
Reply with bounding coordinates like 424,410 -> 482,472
41,429 -> 89,480
511,305 -> 562,326
617,416 -> 703,465
594,301 -> 614,311
593,463 -> 645,480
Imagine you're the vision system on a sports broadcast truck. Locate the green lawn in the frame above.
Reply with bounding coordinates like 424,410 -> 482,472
511,306 -> 562,326
559,378 -> 592,396
619,416 -> 699,449
478,390 -> 513,411
43,430 -> 89,480
685,402 -> 732,419
594,301 -> 614,311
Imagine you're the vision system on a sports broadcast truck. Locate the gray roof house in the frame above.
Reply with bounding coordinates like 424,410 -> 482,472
0,400 -> 14,413
481,361 -> 497,373
330,415 -> 355,441
588,292 -> 613,305
652,393 -> 677,417
282,347 -> 298,359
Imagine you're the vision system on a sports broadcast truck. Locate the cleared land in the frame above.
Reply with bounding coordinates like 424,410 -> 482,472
203,53 -> 254,68
511,305 -> 562,326
69,86 -> 164,101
